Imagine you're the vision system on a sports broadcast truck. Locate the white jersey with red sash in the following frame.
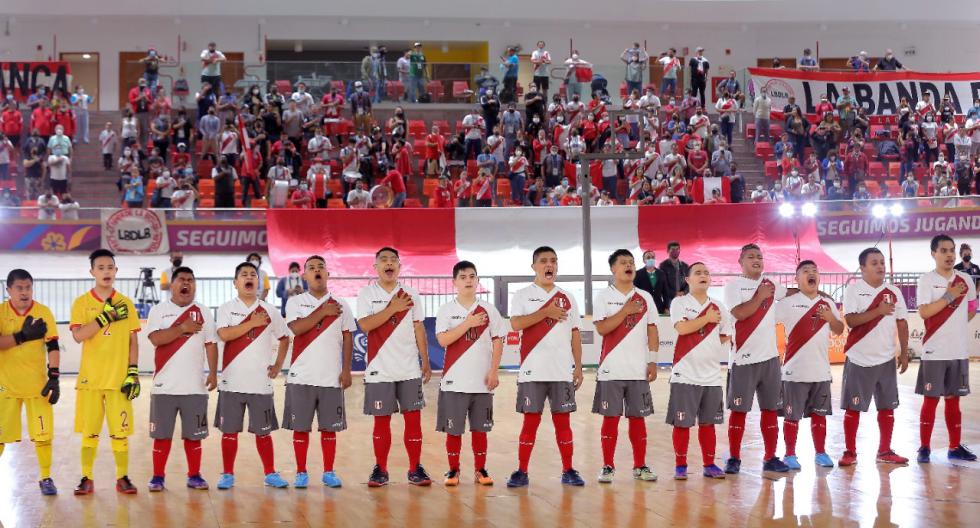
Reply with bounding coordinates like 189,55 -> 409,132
594,286 -> 658,382
842,280 -> 908,367
669,295 -> 731,387
475,177 -> 492,200
435,300 -> 507,393
307,167 -> 331,199
220,129 -> 239,155
917,270 -> 976,361
356,282 -> 425,383
511,283 -> 582,383
509,155 -> 528,174
566,101 -> 584,125
146,300 -> 217,395
723,275 -> 787,366
216,298 -> 290,394
286,292 -> 356,388
641,152 -> 662,180
775,293 -> 839,383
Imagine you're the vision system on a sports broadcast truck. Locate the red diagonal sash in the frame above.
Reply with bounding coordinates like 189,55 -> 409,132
519,292 -> 571,364
735,279 -> 776,351
154,304 -> 204,376
222,305 -> 269,369
784,300 -> 829,366
221,132 -> 236,151
444,305 -> 489,375
367,289 -> 413,364
291,298 -> 341,364
600,293 -> 648,365
923,275 -> 967,344
843,289 -> 893,354
673,303 -> 718,365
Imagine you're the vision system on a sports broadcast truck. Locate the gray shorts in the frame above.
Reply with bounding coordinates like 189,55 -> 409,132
840,359 -> 899,412
726,356 -> 783,412
779,381 -> 833,421
362,378 -> 425,416
516,381 -> 577,414
282,383 -> 347,432
214,391 -> 279,435
665,383 -> 724,427
591,380 -> 654,417
149,394 -> 209,440
435,391 -> 494,435
915,359 -> 971,398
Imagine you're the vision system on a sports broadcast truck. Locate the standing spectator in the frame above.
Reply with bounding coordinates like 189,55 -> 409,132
688,106 -> 710,140
70,86 -> 92,143
409,43 -> 427,103
350,81 -> 373,134
480,87 -> 501,138
150,112 -> 172,162
1,103 -> 23,148
524,83 -> 546,124
21,146 -> 44,200
753,91 -> 772,145
37,188 -> 59,220
844,148 -> 869,195
901,174 -> 920,197
563,51 -> 592,100
281,100 -> 304,147
212,156 -> 238,207
921,113 -> 940,164
850,51 -> 871,72
717,71 -> 742,107
729,162 -> 745,203
129,78 -> 153,148
30,103 -> 54,144
373,46 -> 388,103
954,244 -> 980,291
508,146 -> 529,205
530,41 -> 552,98
715,91 -> 737,146
53,104 -> 77,143
711,142 -> 733,176
275,262 -> 308,317
462,107 -> 485,160
0,133 -> 12,185
621,43 -> 648,98
798,48 -> 818,71
200,41 -> 226,94
219,121 -> 240,167
58,193 -> 79,220
378,169 -> 407,208
396,50 -> 411,102
123,167 -> 144,208
501,104 -> 523,157
197,107 -> 221,163
658,48 -> 682,98
171,180 -> 197,219
153,167 -> 176,208
873,49 -> 905,71
196,81 -> 218,120
321,87 -> 345,140
689,47 -> 709,108
99,121 -> 117,170
361,47 -> 380,101
499,47 -> 519,104
785,107 -> 808,160
139,48 -> 162,92
658,241 -> 689,307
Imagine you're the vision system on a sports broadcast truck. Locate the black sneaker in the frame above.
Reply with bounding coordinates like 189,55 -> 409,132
724,457 -> 742,474
506,469 -> 529,488
367,465 -> 389,487
407,464 -> 432,486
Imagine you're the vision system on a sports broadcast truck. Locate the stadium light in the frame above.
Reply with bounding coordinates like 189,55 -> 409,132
801,202 -> 818,217
778,203 -> 795,218
871,204 -> 888,219
889,203 -> 905,217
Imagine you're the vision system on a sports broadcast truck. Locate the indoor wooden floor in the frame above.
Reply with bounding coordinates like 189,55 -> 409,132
0,364 -> 978,528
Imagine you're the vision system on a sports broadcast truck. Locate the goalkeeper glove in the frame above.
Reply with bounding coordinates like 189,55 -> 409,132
14,315 -> 47,344
95,297 -> 129,328
41,367 -> 60,404
121,365 -> 140,400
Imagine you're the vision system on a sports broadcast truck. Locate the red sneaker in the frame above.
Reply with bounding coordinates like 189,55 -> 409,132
875,450 -> 909,465
838,451 -> 858,467
73,476 -> 94,495
116,476 -> 138,494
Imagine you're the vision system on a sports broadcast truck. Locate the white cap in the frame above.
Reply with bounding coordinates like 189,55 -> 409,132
354,81 -> 363,88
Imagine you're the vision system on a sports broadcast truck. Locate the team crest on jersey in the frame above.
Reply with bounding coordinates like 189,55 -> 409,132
852,396 -> 861,406
925,382 -> 933,391
447,418 -> 454,429
785,405 -> 793,415
601,401 -> 609,410
676,411 -> 685,421
374,400 -> 383,410
733,397 -> 743,407
149,422 -> 156,432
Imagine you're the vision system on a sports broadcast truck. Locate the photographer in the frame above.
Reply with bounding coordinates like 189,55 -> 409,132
139,48 -> 161,92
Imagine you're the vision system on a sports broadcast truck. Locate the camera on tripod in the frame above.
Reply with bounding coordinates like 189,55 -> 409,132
134,267 -> 159,318
140,267 -> 155,287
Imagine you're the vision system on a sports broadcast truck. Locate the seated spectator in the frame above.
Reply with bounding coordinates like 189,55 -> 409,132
801,174 -> 824,201
850,51 -> 871,72
770,181 -> 786,202
783,169 -> 804,200
0,188 -> 20,207
37,188 -> 59,220
346,180 -> 371,208
873,49 -> 905,72
799,48 -> 818,71
853,182 -> 871,201
803,152 -> 821,180
778,150 -> 800,179
750,184 -> 770,202
901,174 -> 920,197
560,187 -> 583,206
0,132 -> 12,184
596,190 -> 614,206
658,187 -> 681,205
826,178 -> 846,200
705,188 -> 727,204
822,152 -> 844,182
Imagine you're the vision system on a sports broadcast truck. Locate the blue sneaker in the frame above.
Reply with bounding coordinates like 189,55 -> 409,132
948,445 -> 977,462
38,478 -> 57,496
407,464 -> 432,486
264,472 -> 289,488
293,472 -> 309,489
784,455 -> 801,471
673,466 -> 688,480
814,453 -> 835,468
560,468 -> 585,486
186,474 -> 209,490
217,473 -> 235,490
917,446 -> 931,464
148,476 -> 165,492
367,465 -> 389,488
322,471 -> 342,488
724,457 -> 741,474
702,464 -> 726,479
763,457 -> 790,473
506,469 -> 529,488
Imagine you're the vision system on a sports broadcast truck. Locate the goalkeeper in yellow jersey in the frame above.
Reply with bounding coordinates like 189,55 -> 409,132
69,249 -> 142,495
0,269 -> 61,495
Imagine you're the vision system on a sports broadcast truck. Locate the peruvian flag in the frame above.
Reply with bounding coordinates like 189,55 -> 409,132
237,115 -> 254,177
691,176 -> 731,203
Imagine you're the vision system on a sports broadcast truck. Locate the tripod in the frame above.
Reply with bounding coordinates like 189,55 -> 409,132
134,267 -> 159,317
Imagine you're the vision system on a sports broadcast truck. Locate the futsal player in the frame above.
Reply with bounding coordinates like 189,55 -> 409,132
0,269 -> 61,495
69,249 -> 141,494
506,246 -> 585,488
283,256 -> 356,488
592,250 -> 659,483
215,262 -> 291,489
145,266 -> 218,491
434,261 -> 506,486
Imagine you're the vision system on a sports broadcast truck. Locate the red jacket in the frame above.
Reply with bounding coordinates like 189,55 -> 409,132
844,152 -> 869,177
1,109 -> 23,136
54,109 -> 76,137
380,169 -> 406,194
128,86 -> 153,113
431,186 -> 454,208
30,107 -> 54,136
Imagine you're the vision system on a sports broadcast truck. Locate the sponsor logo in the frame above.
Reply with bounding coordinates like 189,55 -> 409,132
230,311 -> 246,317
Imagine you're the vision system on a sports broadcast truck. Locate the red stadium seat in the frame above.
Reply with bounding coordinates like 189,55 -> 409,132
869,162 -> 885,179
452,81 -> 473,102
427,81 -> 445,102
408,120 -> 427,138
403,198 -> 423,208
433,120 -> 450,136
764,161 -> 778,179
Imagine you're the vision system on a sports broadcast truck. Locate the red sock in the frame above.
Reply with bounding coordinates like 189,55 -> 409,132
221,433 -> 238,474
944,397 -> 961,449
877,409 -> 894,454
672,426 -> 689,467
293,431 -> 310,474
373,415 -> 392,471
446,434 -> 462,471
600,416 -> 620,468
552,412 -> 574,472
783,420 -> 799,457
152,439 -> 172,477
184,439 -> 202,477
403,410 -> 423,469
920,397 -> 939,449
255,434 -> 275,475
698,424 -> 716,467
321,432 -> 337,472
810,415 -> 827,454
761,410 -> 779,460
518,413 -> 542,472
471,431 -> 488,471
728,411 -> 747,459
627,417 -> 647,469
843,410 -> 860,453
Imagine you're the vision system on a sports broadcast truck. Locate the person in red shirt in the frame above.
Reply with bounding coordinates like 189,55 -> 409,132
472,170 -> 493,207
425,125 -> 445,177
687,144 -> 709,177
431,176 -> 454,208
453,172 -> 473,207
844,148 -> 869,194
559,188 -> 583,206
581,114 -> 598,149
54,105 -> 76,141
587,93 -> 607,121
1,104 -> 23,147
289,182 -> 315,208
379,168 -> 407,208
814,94 -> 834,118
532,130 -> 550,180
393,139 -> 413,177
320,87 -> 345,140
31,104 -> 55,142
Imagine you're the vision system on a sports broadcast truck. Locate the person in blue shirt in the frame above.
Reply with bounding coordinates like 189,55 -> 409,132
123,167 -> 145,209
275,261 -> 308,317
500,48 -> 519,104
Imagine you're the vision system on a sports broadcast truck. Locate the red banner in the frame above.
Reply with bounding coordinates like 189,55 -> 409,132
1,62 -> 73,101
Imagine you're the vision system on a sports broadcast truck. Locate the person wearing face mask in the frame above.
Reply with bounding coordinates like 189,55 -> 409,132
508,147 -> 529,205
524,83 -> 545,124
530,41 -> 552,99
275,262 -> 309,318
159,251 -> 185,299
244,253 -> 271,301
954,244 -> 980,293
632,250 -> 669,314
350,81 -> 373,134
501,105 -> 523,158
658,242 -> 689,307
873,49 -> 905,72
563,50 -> 592,100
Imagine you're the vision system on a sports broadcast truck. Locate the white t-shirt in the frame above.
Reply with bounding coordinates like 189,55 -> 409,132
37,194 -> 59,220
156,173 -> 176,199
594,286 -> 658,381
487,135 -> 505,163
669,294 -> 732,387
510,284 -> 582,383
531,49 -> 551,77
285,292 -> 357,388
47,155 -> 69,181
356,282 -> 425,383
842,280 -> 908,367
220,130 -> 239,155
216,297 -> 290,394
171,189 -> 195,219
200,49 -> 226,76
435,299 -> 507,393
689,115 -> 710,139
462,114 -> 485,141
723,275 -> 786,366
775,293 -> 839,382
916,270 -> 976,361
146,300 -> 217,395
